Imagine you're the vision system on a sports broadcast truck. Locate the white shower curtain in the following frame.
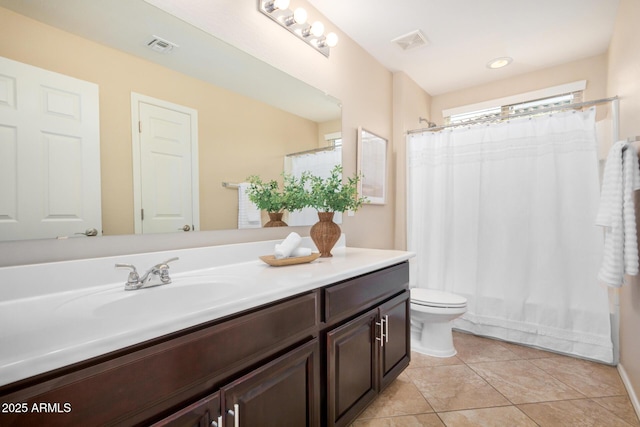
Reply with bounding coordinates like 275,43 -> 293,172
407,108 -> 613,363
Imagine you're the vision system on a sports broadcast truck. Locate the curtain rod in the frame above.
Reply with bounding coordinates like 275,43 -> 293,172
285,145 -> 338,157
407,96 -> 619,135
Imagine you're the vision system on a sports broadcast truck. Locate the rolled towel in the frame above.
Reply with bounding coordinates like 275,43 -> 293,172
274,232 -> 302,259
290,247 -> 312,257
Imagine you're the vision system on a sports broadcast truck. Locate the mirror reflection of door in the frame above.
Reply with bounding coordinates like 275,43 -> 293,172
131,93 -> 199,234
0,56 -> 101,241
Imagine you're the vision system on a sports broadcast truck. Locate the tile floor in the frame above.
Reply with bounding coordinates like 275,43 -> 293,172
352,331 -> 640,426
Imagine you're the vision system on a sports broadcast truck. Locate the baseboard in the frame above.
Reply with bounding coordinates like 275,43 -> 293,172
618,363 -> 640,419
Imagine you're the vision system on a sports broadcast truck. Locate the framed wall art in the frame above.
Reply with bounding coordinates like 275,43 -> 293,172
357,127 -> 387,205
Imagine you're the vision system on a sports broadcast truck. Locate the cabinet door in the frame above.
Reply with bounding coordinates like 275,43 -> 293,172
378,291 -> 411,390
221,339 -> 320,427
326,308 -> 378,427
151,392 -> 221,427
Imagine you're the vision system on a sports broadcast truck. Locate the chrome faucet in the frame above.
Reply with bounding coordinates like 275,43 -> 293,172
115,257 -> 179,291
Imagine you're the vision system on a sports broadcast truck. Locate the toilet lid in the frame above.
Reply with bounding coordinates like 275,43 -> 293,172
411,288 -> 467,308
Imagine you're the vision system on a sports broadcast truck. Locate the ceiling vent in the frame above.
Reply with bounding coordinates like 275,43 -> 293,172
146,35 -> 179,54
391,30 -> 429,51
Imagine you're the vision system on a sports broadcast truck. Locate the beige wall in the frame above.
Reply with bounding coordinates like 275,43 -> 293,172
430,54 -> 609,126
392,72 -> 432,250
607,0 -> 640,409
0,8 -> 322,234
317,119 -> 342,146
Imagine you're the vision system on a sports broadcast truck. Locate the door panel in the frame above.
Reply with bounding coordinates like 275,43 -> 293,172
133,95 -> 198,234
0,56 -> 101,241
221,339 -> 320,427
378,291 -> 411,390
326,309 -> 378,427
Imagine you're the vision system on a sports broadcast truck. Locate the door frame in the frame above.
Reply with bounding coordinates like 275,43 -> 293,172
130,92 -> 199,234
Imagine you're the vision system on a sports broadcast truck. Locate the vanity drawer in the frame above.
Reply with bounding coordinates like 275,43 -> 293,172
0,291 -> 319,427
324,262 -> 409,325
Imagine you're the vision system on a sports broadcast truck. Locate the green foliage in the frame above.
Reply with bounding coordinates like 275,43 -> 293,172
246,173 -> 307,213
247,165 -> 366,214
246,176 -> 282,212
282,173 -> 308,212
305,165 -> 366,213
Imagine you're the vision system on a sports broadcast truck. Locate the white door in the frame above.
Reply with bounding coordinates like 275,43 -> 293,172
131,94 -> 199,234
0,56 -> 101,241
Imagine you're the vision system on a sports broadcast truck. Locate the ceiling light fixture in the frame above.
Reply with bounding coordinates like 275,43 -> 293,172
487,57 -> 513,69
258,0 -> 338,57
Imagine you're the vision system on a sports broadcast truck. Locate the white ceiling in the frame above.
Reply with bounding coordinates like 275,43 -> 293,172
1,0 -> 621,102
308,0 -> 621,95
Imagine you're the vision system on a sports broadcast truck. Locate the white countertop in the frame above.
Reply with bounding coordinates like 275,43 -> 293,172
0,241 -> 413,387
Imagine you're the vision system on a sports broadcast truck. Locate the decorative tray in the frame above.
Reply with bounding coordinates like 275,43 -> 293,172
259,253 -> 321,266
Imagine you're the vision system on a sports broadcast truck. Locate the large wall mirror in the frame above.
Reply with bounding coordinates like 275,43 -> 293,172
0,0 -> 342,242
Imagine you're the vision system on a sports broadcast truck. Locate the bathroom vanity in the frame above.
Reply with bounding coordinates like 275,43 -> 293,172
0,241 -> 413,426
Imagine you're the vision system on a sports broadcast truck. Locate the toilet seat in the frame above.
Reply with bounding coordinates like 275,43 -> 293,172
411,288 -> 467,309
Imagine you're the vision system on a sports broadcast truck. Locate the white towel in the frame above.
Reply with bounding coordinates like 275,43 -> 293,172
596,141 -> 640,287
274,232 -> 302,259
290,247 -> 312,257
238,183 -> 261,229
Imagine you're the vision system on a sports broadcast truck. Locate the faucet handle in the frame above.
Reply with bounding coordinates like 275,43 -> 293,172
155,257 -> 179,270
155,257 -> 179,284
115,263 -> 140,287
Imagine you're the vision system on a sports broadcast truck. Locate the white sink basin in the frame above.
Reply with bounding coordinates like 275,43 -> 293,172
56,276 -> 251,318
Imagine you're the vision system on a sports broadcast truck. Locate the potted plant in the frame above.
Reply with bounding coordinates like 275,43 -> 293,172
305,165 -> 366,257
246,174 -> 307,227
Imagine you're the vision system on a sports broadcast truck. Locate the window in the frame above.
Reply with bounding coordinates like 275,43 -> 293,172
325,132 -> 342,147
446,91 -> 582,126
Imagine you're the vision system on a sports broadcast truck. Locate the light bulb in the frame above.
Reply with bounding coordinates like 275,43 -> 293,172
486,57 -> 512,69
325,32 -> 338,48
293,7 -> 308,24
310,21 -> 324,37
273,0 -> 290,10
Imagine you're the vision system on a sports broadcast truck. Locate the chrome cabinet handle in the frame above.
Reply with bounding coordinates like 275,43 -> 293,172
179,224 -> 191,231
227,404 -> 239,427
211,415 -> 222,427
375,318 -> 385,347
384,315 -> 389,343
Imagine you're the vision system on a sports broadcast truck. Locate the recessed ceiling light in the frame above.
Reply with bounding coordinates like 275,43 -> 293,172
487,57 -> 512,69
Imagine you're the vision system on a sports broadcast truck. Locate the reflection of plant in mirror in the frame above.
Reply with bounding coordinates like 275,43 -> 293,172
246,174 -> 307,213
282,173 -> 308,213
306,165 -> 366,213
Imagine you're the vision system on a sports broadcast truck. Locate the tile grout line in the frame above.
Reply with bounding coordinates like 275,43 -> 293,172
353,334 -> 640,426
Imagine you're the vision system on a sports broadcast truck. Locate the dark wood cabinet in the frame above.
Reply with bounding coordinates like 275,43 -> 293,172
221,339 -> 319,427
325,291 -> 410,427
154,339 -> 320,427
152,392 -> 221,427
0,261 -> 410,427
327,308 -> 379,427
378,291 -> 411,390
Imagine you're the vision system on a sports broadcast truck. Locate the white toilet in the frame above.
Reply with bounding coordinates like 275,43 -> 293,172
410,288 -> 467,357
